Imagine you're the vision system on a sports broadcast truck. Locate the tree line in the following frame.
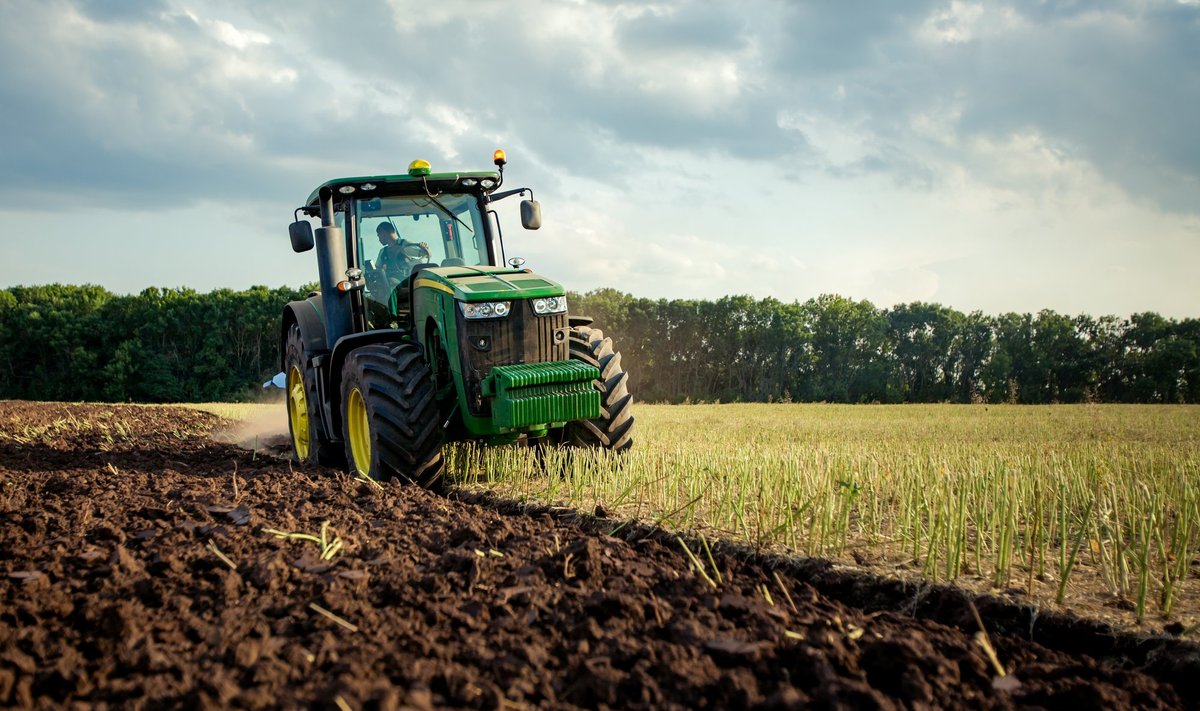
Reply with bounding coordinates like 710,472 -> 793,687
0,284 -> 310,402
0,284 -> 1196,404
570,289 -> 1200,405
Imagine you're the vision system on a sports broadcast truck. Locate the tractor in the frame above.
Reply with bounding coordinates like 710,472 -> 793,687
281,150 -> 634,486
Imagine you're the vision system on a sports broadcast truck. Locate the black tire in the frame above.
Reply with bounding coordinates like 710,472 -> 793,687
340,342 -> 445,487
284,323 -> 343,467
558,326 -> 635,451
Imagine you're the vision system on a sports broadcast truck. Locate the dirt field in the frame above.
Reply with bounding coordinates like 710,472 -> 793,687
1,402 -> 1196,709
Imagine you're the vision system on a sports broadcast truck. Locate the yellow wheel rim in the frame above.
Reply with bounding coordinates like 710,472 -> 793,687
347,387 -> 371,476
287,366 -> 310,461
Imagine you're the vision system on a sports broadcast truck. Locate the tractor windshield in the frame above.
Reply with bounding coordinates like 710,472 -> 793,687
357,194 -> 488,270
356,193 -> 489,328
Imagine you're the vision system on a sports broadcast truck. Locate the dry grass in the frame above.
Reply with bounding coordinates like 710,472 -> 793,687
448,403 -> 1200,631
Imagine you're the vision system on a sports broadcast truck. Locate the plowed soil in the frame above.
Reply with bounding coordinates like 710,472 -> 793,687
1,401 -> 1197,709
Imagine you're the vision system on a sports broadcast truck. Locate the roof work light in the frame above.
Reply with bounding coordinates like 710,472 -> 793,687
408,159 -> 431,177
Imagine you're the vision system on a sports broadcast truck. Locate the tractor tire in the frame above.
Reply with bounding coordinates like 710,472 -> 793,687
558,325 -> 635,451
340,342 -> 445,487
284,323 -> 343,467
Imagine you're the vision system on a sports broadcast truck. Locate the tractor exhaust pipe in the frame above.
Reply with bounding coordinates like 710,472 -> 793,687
315,186 -> 352,345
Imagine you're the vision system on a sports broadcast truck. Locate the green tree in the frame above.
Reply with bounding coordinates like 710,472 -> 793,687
887,302 -> 963,402
1030,309 -> 1090,403
951,311 -> 994,403
800,294 -> 897,403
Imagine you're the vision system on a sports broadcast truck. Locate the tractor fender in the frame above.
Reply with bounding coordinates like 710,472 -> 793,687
326,329 -> 412,436
280,296 -> 328,369
568,315 -> 595,328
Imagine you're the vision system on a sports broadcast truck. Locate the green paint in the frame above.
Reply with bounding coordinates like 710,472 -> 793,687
416,266 -> 565,302
410,277 -> 581,437
482,361 -> 601,430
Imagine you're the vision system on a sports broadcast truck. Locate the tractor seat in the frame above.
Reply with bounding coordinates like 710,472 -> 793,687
388,263 -> 438,318
386,264 -> 439,319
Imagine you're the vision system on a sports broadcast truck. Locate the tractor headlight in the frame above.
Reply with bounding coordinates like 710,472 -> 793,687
460,301 -> 511,319
532,296 -> 567,315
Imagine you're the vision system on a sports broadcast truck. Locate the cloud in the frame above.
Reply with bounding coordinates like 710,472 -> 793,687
0,0 -> 1197,317
7,0 -> 1195,215
0,1 -> 313,207
927,1 -> 1200,212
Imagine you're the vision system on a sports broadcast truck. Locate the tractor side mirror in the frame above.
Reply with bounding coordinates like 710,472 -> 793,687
520,199 -> 542,230
289,220 -> 314,252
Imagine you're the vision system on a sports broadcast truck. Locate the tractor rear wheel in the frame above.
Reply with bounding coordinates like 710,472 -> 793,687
285,323 -> 343,467
340,342 -> 445,487
558,326 -> 635,451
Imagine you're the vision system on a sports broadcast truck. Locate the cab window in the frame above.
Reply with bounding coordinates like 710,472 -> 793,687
356,194 -> 489,328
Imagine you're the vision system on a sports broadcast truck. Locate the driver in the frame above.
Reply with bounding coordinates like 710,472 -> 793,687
375,222 -> 430,282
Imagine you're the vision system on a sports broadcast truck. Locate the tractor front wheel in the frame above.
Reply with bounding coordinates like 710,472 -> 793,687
285,323 -> 343,467
340,342 -> 445,487
558,326 -> 635,451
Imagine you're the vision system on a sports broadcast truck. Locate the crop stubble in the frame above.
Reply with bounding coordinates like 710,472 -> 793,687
453,403 -> 1200,628
0,401 -> 1195,709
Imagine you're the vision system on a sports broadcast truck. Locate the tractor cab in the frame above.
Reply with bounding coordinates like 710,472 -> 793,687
289,153 -> 540,334
356,192 -> 490,328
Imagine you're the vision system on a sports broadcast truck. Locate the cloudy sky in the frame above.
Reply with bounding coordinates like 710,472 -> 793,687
0,0 -> 1197,317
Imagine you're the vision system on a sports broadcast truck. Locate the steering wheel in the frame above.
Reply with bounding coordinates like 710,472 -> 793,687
400,242 -> 431,261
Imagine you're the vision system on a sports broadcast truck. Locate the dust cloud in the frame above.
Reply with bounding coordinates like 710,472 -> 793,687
211,393 -> 293,456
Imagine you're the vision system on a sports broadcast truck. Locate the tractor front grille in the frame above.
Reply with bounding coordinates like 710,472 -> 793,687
457,301 -> 569,416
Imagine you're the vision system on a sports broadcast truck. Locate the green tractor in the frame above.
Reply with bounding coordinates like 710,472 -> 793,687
280,150 -> 634,486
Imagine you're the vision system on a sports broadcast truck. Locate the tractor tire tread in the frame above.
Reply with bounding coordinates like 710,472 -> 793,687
559,325 -> 635,452
285,323 -> 344,468
341,342 -> 444,488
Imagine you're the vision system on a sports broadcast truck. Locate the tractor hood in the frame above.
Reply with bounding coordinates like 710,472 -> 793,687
413,266 -> 565,302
